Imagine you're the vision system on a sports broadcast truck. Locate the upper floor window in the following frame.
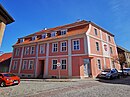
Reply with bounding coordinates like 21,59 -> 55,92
61,41 -> 67,52
12,61 -> 18,70
73,40 -> 80,50
96,42 -> 100,51
20,38 -> 24,43
42,34 -> 47,39
108,36 -> 111,41
30,46 -> 35,55
52,43 -> 58,52
28,60 -> 34,70
61,30 -> 67,35
15,48 -> 20,56
24,47 -> 29,55
32,36 -> 37,41
94,28 -> 98,35
51,32 -> 57,37
97,59 -> 101,70
110,47 -> 113,54
22,60 -> 27,70
61,59 -> 67,69
40,45 -> 44,54
52,59 -> 57,70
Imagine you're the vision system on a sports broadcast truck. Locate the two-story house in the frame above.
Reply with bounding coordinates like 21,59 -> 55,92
9,20 -> 120,79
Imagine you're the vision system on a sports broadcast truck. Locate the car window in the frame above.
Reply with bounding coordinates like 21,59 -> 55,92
3,74 -> 16,77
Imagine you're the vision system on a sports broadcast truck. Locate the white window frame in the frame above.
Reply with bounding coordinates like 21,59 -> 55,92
15,48 -> 20,56
52,42 -> 58,52
52,59 -> 58,70
24,47 -> 29,55
32,36 -> 37,41
40,44 -> 45,54
42,34 -> 47,39
60,41 -> 67,52
22,60 -> 28,70
20,38 -> 24,43
28,60 -> 34,70
12,61 -> 18,70
97,59 -> 102,70
73,39 -> 80,50
94,28 -> 98,35
30,46 -> 35,55
96,42 -> 100,51
51,32 -> 57,37
61,29 -> 67,35
60,59 -> 67,70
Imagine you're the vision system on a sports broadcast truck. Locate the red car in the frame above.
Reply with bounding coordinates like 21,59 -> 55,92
0,73 -> 20,87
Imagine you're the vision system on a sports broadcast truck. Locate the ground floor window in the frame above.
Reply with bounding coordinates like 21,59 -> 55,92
12,61 -> 18,70
22,60 -> 28,70
61,59 -> 67,69
97,59 -> 101,70
52,59 -> 57,70
28,60 -> 34,70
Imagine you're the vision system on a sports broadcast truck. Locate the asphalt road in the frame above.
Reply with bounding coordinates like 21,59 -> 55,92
1,77 -> 130,97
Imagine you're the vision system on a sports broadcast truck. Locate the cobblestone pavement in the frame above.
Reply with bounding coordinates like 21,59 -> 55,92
1,77 -> 130,97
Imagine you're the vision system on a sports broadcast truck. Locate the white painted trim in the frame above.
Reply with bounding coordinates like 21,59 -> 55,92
72,39 -> 80,51
30,46 -> 35,55
39,44 -> 45,54
35,43 -> 39,77
68,38 -> 72,77
28,60 -> 34,70
87,35 -> 91,55
60,58 -> 67,70
60,41 -> 67,52
44,43 -> 49,78
84,36 -> 88,54
22,60 -> 28,70
22,57 -> 36,59
18,46 -> 24,74
103,57 -> 106,69
52,42 -> 58,53
51,59 -> 58,70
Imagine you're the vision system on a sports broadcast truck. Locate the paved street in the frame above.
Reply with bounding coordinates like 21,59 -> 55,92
1,77 -> 130,97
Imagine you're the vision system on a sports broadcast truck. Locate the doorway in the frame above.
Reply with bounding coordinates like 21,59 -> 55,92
83,59 -> 91,77
38,60 -> 44,78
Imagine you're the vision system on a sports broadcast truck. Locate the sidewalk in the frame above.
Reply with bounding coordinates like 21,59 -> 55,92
20,78 -> 95,82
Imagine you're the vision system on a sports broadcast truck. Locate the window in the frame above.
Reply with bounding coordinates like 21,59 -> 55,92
20,38 -> 24,43
52,60 -> 57,70
73,40 -> 80,50
12,61 -> 18,70
52,43 -> 58,52
110,47 -> 113,54
28,60 -> 34,70
22,60 -> 27,70
96,42 -> 99,51
32,36 -> 37,41
51,32 -> 57,37
42,34 -> 47,39
40,45 -> 44,54
30,46 -> 35,55
94,28 -> 98,35
24,47 -> 29,55
61,59 -> 67,69
108,36 -> 111,41
15,48 -> 20,56
61,41 -> 67,52
97,59 -> 101,70
61,30 -> 67,35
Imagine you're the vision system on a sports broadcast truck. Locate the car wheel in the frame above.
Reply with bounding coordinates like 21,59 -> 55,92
0,82 -> 6,87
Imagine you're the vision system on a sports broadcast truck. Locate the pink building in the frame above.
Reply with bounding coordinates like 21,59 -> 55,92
9,20 -> 120,79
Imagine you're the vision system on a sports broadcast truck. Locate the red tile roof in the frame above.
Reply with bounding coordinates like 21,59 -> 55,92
0,53 -> 12,63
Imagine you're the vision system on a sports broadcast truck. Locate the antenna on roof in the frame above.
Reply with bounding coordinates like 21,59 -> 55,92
76,19 -> 81,22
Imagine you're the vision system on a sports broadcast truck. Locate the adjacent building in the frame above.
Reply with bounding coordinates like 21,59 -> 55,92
10,20 -> 120,78
0,53 -> 12,73
0,4 -> 14,46
117,46 -> 130,68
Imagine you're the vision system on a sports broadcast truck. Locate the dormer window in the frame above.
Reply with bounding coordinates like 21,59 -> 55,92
42,34 -> 47,39
32,36 -> 37,41
51,32 -> 57,37
20,38 -> 24,43
61,30 -> 67,35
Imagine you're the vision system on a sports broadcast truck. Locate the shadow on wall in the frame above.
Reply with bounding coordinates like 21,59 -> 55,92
96,76 -> 130,85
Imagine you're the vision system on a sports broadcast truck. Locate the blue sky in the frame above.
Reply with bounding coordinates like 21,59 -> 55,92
0,0 -> 130,53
